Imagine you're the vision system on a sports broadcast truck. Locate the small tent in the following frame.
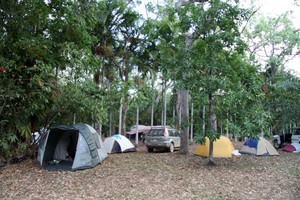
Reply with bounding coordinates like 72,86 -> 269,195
282,143 -> 300,153
37,123 -> 108,171
282,144 -> 296,152
103,134 -> 136,153
195,136 -> 235,158
240,137 -> 279,156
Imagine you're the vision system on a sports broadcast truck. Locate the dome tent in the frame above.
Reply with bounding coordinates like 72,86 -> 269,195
282,144 -> 296,152
195,136 -> 235,158
104,134 -> 136,153
240,137 -> 279,156
282,143 -> 300,153
37,123 -> 108,171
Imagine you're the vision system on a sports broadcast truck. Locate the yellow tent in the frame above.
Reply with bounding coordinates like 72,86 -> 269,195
195,136 -> 235,158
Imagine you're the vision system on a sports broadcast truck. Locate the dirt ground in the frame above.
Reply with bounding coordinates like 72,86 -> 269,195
0,142 -> 299,200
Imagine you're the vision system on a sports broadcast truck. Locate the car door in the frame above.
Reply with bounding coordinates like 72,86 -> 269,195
291,128 -> 300,143
173,130 -> 181,148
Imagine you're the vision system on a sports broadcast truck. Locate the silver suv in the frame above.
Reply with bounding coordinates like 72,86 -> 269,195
144,126 -> 181,152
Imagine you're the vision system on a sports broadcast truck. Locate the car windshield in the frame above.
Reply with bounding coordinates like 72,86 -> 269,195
149,129 -> 164,136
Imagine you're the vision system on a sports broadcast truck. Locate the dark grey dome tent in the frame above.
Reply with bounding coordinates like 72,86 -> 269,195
37,123 -> 108,171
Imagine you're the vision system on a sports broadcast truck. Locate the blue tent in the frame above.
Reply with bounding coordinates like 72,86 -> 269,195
240,137 -> 279,156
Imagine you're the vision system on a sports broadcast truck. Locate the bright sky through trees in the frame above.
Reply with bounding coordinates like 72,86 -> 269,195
139,0 -> 300,74
250,0 -> 300,74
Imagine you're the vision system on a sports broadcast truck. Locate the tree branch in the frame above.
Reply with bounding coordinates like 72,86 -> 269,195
240,6 -> 261,34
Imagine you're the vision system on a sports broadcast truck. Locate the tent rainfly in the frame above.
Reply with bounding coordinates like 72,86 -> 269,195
195,136 -> 236,158
240,137 -> 279,156
37,123 -> 108,171
282,143 -> 300,153
103,134 -> 136,153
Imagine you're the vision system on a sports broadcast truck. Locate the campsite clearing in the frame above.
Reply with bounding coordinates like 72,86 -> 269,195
1,142 -> 299,200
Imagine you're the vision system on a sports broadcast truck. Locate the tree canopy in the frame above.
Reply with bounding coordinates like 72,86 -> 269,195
1,0 -> 300,161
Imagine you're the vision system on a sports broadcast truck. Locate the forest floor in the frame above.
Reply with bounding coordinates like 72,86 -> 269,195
0,142 -> 299,200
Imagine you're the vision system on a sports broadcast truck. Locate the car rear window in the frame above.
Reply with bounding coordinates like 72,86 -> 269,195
149,129 -> 164,136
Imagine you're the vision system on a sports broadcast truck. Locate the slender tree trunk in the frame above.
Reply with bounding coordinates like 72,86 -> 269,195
136,106 -> 139,145
73,114 -> 76,125
176,91 -> 182,130
208,93 -> 217,165
161,80 -> 165,126
173,105 -> 176,128
190,102 -> 194,143
108,80 -> 114,136
118,97 -> 122,134
202,105 -> 206,134
179,106 -> 182,129
151,94 -> 154,127
135,65 -> 140,145
150,76 -> 156,127
160,93 -> 164,126
163,81 -> 167,126
226,112 -> 229,138
122,103 -> 128,135
179,89 -> 189,154
98,122 -> 102,138
121,66 -> 130,136
230,115 -> 233,140
220,112 -> 223,135
234,115 -> 238,142
109,108 -> 114,136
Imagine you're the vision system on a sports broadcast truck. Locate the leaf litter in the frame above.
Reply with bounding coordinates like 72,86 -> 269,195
0,142 -> 299,200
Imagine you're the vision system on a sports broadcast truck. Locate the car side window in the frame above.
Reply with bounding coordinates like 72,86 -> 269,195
294,129 -> 300,135
175,131 -> 180,137
169,130 -> 174,136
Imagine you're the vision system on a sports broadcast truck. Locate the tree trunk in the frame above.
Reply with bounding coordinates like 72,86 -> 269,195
176,91 -> 182,130
118,97 -> 122,134
190,102 -> 194,143
173,105 -> 176,128
161,106 -> 164,125
151,94 -> 154,127
161,80 -> 166,126
150,77 -> 156,127
108,80 -> 114,136
202,105 -> 206,134
109,108 -> 114,136
98,122 -> 102,138
122,103 -> 128,135
163,83 -> 167,126
135,106 -> 139,145
163,86 -> 167,126
220,112 -> 223,135
73,113 -> 76,125
179,89 -> 189,154
226,112 -> 229,138
208,93 -> 217,165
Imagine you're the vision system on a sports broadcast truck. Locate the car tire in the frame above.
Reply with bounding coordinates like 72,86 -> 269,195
147,148 -> 154,153
169,143 -> 174,153
273,139 -> 281,149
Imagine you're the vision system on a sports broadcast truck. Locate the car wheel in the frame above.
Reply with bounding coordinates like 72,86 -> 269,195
169,143 -> 174,153
273,139 -> 281,149
147,148 -> 154,153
